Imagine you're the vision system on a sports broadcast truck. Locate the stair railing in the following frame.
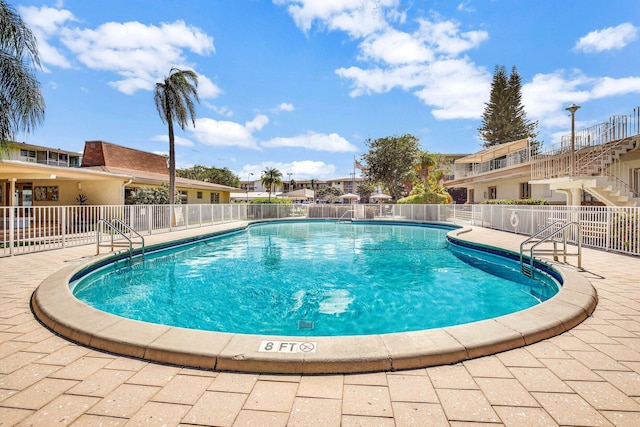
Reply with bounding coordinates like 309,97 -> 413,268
96,218 -> 145,261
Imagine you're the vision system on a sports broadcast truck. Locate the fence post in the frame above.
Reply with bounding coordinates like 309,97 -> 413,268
61,207 -> 67,248
8,207 -> 15,255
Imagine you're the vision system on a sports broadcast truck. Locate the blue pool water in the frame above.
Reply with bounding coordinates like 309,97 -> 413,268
71,221 -> 560,336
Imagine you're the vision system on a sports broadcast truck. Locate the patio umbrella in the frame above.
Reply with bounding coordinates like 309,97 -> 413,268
370,193 -> 392,200
339,193 -> 360,200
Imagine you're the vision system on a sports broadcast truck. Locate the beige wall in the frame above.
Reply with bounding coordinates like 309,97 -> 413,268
466,176 -> 565,204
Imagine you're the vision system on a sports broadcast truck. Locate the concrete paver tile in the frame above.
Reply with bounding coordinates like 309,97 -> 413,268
184,390 -> 247,427
209,371 -> 259,393
342,384 -> 393,417
71,414 -> 127,426
17,394 -> 100,426
387,374 -> 438,403
297,374 -> 343,399
0,363 -> 60,390
463,356 -> 512,378
125,363 -> 180,387
0,340 -> 31,359
526,340 -> 571,359
151,373 -> 213,405
540,358 -> 605,381
595,370 -> 640,396
591,344 -> 640,363
287,397 -> 342,427
124,401 -> 190,426
48,356 -> 112,381
567,380 -> 640,411
427,365 -> 478,390
0,351 -> 44,374
244,380 -> 298,412
87,383 -> 160,418
496,348 -> 544,368
232,409 -> 290,427
341,414 -> 395,427
34,344 -> 91,366
66,369 -> 134,398
343,372 -> 388,386
104,357 -> 147,372
475,377 -> 539,407
509,367 -> 573,393
601,410 -> 640,427
0,407 -> 33,426
0,377 -> 77,410
532,391 -> 614,426
436,388 -> 500,423
552,333 -> 596,351
392,402 -> 449,427
568,350 -> 631,371
570,329 -> 621,345
493,406 -> 559,427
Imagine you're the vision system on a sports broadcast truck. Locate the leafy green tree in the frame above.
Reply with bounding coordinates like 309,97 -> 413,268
261,167 -> 282,201
177,165 -> 240,188
126,185 -> 181,205
0,0 -> 45,154
478,65 -> 539,148
315,186 -> 343,204
361,134 -> 421,200
154,68 -> 199,205
356,181 -> 376,202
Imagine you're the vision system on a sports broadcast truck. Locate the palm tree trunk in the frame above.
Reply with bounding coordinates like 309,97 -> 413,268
168,119 -> 176,207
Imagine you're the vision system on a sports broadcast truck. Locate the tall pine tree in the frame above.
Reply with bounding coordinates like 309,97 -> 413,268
478,65 -> 539,149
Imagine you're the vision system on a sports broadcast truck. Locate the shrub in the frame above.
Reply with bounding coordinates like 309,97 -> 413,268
481,198 -> 547,205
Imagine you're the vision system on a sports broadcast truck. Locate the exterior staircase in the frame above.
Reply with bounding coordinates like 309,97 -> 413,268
579,136 -> 640,207
531,107 -> 640,207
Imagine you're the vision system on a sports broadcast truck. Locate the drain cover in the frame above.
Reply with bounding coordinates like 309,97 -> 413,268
298,320 -> 315,330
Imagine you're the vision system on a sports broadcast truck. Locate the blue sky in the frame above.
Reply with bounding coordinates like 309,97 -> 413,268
13,0 -> 640,181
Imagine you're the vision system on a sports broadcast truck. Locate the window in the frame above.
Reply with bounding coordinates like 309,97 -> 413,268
197,191 -> 203,199
210,192 -> 220,204
488,186 -> 497,200
520,182 -> 531,199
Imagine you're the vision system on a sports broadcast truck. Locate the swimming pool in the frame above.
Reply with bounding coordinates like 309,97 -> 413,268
32,221 -> 597,373
70,221 -> 560,336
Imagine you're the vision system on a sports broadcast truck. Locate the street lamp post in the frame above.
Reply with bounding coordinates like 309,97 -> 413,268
566,103 -> 581,176
246,172 -> 253,202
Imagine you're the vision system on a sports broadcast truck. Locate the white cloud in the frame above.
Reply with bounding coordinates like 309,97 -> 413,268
205,103 -> 234,117
189,116 -> 268,149
18,5 -> 75,69
274,0 -> 398,38
273,102 -> 295,112
574,23 -> 638,53
150,134 -> 195,147
27,7 -> 219,96
262,131 -> 358,152
522,70 -> 640,130
280,1 -> 490,121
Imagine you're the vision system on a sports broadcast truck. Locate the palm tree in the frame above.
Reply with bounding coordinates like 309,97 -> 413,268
154,68 -> 199,205
261,167 -> 282,201
1,0 -> 45,154
415,151 -> 437,184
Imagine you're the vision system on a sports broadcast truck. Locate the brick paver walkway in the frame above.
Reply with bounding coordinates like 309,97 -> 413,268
1,224 -> 640,426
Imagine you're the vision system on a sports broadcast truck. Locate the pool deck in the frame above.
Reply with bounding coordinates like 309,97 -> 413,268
2,223 -> 640,425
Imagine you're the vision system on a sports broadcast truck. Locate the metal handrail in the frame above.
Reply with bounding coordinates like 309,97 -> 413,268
520,221 -> 582,279
338,209 -> 355,222
96,219 -> 145,260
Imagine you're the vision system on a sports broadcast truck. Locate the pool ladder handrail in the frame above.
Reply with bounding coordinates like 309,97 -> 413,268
338,209 -> 355,223
519,220 -> 582,279
96,218 -> 145,261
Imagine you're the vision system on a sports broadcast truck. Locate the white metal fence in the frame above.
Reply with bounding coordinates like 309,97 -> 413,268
1,203 -> 639,257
